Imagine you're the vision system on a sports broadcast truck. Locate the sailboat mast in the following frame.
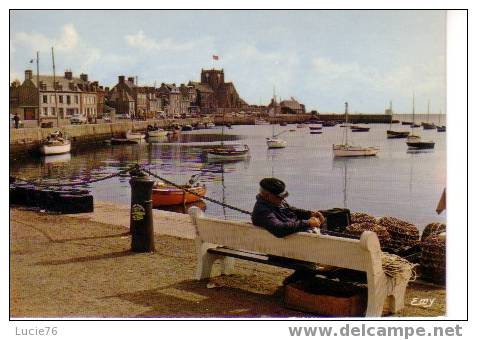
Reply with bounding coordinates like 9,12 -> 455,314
427,100 -> 430,123
272,86 -> 276,137
389,100 -> 393,129
344,102 -> 349,145
411,93 -> 415,135
52,47 -> 59,127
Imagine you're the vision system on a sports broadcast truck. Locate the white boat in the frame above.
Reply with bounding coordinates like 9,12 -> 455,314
332,144 -> 379,157
332,102 -> 378,157
297,124 -> 306,128
126,130 -> 146,140
206,109 -> 250,160
255,118 -> 269,125
266,87 -> 287,149
40,137 -> 71,155
266,138 -> 287,149
147,129 -> 168,138
206,144 -> 250,160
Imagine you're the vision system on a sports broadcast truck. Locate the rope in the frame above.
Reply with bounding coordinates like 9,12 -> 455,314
11,164 -> 138,187
381,252 -> 417,281
141,167 -> 252,216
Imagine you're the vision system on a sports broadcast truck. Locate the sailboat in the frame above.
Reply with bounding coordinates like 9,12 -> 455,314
436,109 -> 446,132
421,101 -> 436,130
206,110 -> 250,160
406,95 -> 435,149
266,88 -> 287,148
386,101 -> 410,139
332,102 -> 379,157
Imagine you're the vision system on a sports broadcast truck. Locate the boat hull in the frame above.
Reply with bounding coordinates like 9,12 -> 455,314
152,186 -> 206,207
436,126 -> 446,132
333,145 -> 378,157
126,131 -> 146,140
206,145 -> 250,160
147,129 -> 168,138
387,130 -> 410,138
266,138 -> 287,148
406,141 -> 435,149
422,123 -> 436,130
39,141 -> 71,155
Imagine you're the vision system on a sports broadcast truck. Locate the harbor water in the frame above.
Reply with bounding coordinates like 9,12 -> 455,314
10,119 -> 446,230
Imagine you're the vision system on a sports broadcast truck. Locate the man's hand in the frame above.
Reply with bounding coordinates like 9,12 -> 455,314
307,217 -> 322,228
311,211 -> 325,224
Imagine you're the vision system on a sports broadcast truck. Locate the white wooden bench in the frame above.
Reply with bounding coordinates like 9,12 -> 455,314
188,207 -> 411,317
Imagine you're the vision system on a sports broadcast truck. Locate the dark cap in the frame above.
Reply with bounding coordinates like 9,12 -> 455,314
260,177 -> 289,198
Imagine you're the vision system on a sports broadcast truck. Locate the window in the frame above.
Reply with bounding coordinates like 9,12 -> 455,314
59,108 -> 64,115
43,107 -> 48,115
59,95 -> 63,104
75,96 -> 79,104
51,108 -> 56,115
42,95 -> 48,104
66,95 -> 71,105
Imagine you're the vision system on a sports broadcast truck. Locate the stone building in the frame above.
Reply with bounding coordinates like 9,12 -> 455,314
157,83 -> 182,116
268,96 -> 306,115
108,76 -> 148,118
11,69 -> 102,125
188,68 -> 247,114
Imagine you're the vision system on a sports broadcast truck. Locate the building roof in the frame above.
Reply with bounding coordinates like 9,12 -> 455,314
280,97 -> 303,110
188,81 -> 214,93
109,88 -> 134,102
25,74 -> 97,92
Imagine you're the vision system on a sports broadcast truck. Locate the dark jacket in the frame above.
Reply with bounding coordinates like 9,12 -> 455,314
251,195 -> 313,238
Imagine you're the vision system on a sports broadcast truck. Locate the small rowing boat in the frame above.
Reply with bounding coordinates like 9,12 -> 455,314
152,182 -> 206,207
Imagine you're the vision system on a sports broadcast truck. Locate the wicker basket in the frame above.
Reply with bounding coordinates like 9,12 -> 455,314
284,277 -> 367,317
351,212 -> 377,224
420,235 -> 446,284
421,223 -> 446,242
378,216 -> 420,249
346,222 -> 391,247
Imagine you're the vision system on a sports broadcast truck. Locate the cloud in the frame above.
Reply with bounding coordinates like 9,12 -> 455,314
125,30 -> 208,52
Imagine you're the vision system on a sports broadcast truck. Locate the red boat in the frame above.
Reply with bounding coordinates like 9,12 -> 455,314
152,183 -> 206,207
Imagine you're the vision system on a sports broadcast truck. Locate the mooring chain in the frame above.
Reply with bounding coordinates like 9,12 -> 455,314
141,167 -> 253,216
11,164 -> 138,188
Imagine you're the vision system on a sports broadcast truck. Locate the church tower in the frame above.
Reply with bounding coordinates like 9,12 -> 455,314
201,69 -> 224,92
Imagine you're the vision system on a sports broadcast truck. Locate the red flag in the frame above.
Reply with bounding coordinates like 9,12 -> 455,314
212,55 -> 219,60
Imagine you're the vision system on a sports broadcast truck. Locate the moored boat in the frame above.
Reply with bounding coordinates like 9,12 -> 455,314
296,123 -> 305,128
422,122 -> 436,130
402,121 -> 413,125
350,125 -> 370,132
279,122 -> 287,126
332,102 -> 378,157
436,126 -> 446,132
39,131 -> 71,155
206,144 -> 250,160
309,125 -> 322,130
387,130 -> 410,139
266,138 -> 287,149
126,130 -> 146,140
333,144 -> 379,157
406,140 -> 435,149
254,118 -> 269,125
181,124 -> 193,131
152,183 -> 206,207
147,128 -> 168,138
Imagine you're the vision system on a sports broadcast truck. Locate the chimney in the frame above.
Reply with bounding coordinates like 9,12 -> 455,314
25,69 -> 33,81
128,77 -> 134,84
80,73 -> 88,82
64,70 -> 73,80
118,75 -> 125,83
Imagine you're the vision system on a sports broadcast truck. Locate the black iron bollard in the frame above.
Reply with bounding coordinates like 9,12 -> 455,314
129,167 -> 155,252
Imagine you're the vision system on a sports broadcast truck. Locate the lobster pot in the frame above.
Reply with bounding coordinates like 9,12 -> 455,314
350,212 -> 377,224
378,216 -> 420,249
345,222 -> 390,247
420,235 -> 446,284
421,223 -> 446,242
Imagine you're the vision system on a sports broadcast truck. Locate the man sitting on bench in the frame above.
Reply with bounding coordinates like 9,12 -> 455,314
252,178 -> 326,284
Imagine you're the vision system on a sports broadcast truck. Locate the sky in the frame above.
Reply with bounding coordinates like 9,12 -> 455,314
10,10 -> 446,113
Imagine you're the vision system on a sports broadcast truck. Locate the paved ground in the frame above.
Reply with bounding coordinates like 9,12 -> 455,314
10,206 -> 445,318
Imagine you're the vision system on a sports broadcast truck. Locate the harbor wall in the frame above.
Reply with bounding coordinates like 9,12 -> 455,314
10,114 -> 392,156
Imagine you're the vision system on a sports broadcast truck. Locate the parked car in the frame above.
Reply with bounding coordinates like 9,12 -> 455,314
116,113 -> 131,120
103,115 -> 112,123
70,114 -> 87,124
